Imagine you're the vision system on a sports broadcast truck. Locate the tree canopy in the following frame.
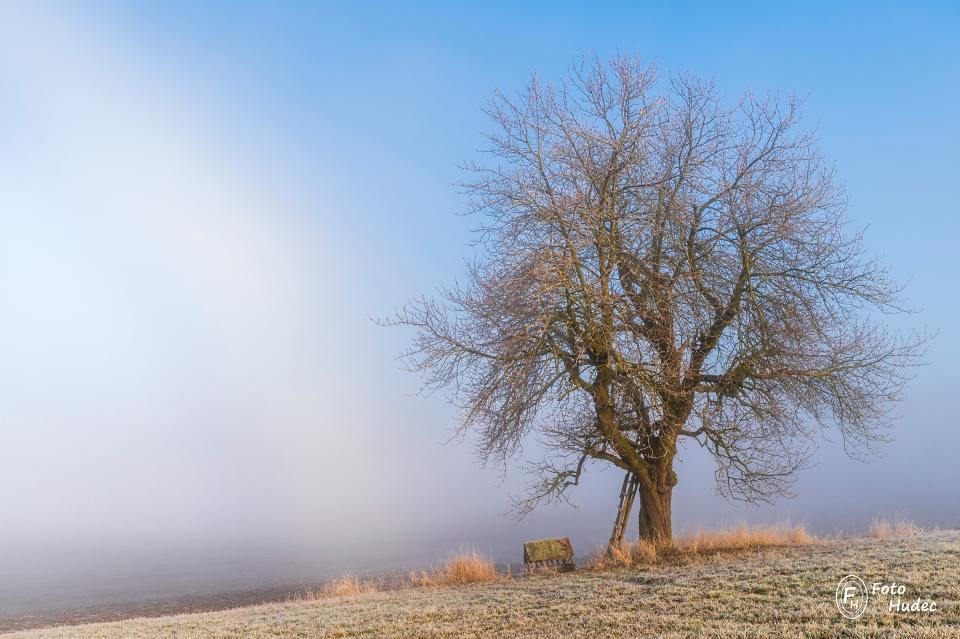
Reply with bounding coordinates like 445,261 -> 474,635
392,55 -> 923,544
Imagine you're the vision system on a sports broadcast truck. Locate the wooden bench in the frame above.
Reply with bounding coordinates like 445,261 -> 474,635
523,537 -> 575,572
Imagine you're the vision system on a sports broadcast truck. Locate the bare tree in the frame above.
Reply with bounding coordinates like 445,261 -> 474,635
390,55 -> 923,547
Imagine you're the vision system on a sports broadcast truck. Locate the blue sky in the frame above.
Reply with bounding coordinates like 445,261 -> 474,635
91,0 -> 960,338
1,1 -> 958,599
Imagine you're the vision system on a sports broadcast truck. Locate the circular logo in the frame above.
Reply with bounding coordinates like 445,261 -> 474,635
836,574 -> 869,619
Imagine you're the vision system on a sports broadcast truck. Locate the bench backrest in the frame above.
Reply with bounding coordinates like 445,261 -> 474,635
523,537 -> 574,563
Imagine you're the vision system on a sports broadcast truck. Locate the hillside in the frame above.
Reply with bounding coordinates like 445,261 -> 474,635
5,531 -> 959,639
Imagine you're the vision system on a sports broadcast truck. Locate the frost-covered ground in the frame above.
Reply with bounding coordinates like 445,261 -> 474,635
6,531 -> 959,639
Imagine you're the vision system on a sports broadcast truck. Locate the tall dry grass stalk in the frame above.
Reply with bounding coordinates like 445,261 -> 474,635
869,517 -> 919,538
591,524 -> 816,569
412,551 -> 497,587
293,576 -> 380,601
295,552 -> 497,602
603,539 -> 658,568
321,575 -> 379,597
676,523 -> 815,553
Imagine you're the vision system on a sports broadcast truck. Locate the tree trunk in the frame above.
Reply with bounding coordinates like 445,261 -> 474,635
607,472 -> 639,552
636,479 -> 672,547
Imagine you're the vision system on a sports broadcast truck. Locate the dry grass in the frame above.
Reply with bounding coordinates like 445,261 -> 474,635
869,516 -> 920,538
596,538 -> 659,568
9,530 -> 958,639
676,523 -> 815,553
291,575 -> 381,601
412,551 -> 497,587
441,552 -> 497,585
296,552 -> 497,601
592,524 -> 816,569
319,575 -> 379,597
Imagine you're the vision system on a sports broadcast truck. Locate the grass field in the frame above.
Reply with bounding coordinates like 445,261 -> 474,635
4,530 -> 958,639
